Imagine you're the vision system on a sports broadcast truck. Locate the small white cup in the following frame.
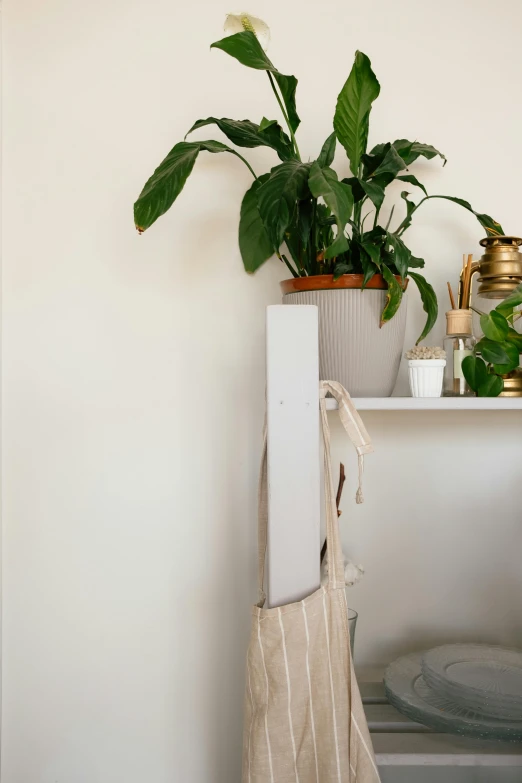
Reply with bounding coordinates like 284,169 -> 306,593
408,359 -> 446,398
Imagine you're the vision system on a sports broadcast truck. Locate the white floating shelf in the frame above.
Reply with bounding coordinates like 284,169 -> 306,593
325,397 -> 522,411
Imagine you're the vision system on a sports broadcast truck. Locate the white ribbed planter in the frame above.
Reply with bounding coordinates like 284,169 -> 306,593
408,359 -> 446,398
282,285 -> 408,397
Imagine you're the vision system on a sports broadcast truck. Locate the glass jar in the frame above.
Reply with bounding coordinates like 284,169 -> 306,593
443,309 -> 476,396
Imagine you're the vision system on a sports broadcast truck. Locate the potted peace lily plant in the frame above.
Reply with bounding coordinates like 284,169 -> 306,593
134,14 -> 504,396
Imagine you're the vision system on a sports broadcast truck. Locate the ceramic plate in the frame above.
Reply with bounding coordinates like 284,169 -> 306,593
384,651 -> 522,741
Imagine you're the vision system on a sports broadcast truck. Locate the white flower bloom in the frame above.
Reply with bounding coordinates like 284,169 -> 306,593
224,12 -> 270,51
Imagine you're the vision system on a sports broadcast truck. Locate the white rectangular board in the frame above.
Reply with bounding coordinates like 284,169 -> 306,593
265,305 -> 321,608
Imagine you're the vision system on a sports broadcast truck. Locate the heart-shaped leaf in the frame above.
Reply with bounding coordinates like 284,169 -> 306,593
477,374 -> 504,397
480,310 -> 509,341
476,338 -> 519,366
334,51 -> 380,175
496,283 -> 522,316
506,327 -> 522,351
462,355 -> 487,393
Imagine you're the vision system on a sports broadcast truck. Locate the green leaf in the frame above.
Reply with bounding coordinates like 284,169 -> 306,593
333,262 -> 352,280
334,51 -> 380,175
496,282 -> 522,316
477,373 -> 504,397
308,163 -> 353,258
476,338 -> 518,366
425,195 -> 504,237
211,30 -> 273,69
409,255 -> 425,269
391,139 -> 447,167
187,116 -> 294,160
398,191 -> 417,234
360,240 -> 382,269
480,310 -> 509,341
134,139 -> 251,232
506,327 -> 522,351
396,174 -> 428,197
239,174 -> 274,273
370,144 -> 405,181
409,271 -> 438,344
272,73 -> 300,132
211,32 -> 300,132
386,233 -> 411,278
257,160 -> 310,249
317,132 -> 337,167
258,117 -> 296,160
462,355 -> 487,393
360,179 -> 386,211
380,265 -> 403,325
134,142 -> 200,231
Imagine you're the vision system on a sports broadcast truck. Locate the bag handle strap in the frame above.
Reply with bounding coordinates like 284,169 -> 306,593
320,381 -> 373,589
257,383 -> 373,601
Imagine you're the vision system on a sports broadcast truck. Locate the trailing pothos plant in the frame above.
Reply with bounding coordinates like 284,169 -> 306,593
462,284 -> 522,396
134,18 -> 504,343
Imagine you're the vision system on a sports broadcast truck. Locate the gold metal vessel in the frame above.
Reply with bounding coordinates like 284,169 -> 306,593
500,369 -> 522,397
476,236 -> 522,298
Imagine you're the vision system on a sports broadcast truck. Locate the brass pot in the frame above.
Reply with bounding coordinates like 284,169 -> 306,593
476,236 -> 522,298
500,368 -> 522,397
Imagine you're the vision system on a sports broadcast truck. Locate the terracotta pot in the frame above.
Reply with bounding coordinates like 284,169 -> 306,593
280,274 -> 408,397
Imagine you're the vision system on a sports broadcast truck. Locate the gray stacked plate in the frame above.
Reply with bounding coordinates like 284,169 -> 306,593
384,644 -> 522,741
422,644 -> 522,721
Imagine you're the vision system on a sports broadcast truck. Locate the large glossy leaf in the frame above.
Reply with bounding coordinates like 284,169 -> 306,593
506,327 -> 522,351
317,132 -> 337,167
334,51 -> 380,175
424,195 -> 504,236
380,265 -> 403,325
476,338 -> 518,366
308,163 -> 352,258
496,282 -> 522,316
462,355 -> 488,393
408,271 -> 438,344
480,310 -> 509,341
397,174 -> 427,196
187,116 -> 294,160
211,32 -> 300,132
391,139 -> 447,167
239,174 -> 273,273
257,160 -> 310,248
134,140 -> 250,232
477,373 -> 504,397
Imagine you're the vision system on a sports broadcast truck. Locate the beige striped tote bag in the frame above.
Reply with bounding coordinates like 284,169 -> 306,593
242,380 -> 380,783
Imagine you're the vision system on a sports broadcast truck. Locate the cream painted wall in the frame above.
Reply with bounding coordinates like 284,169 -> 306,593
2,0 -> 522,781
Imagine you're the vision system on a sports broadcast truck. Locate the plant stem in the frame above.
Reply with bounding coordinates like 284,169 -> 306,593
384,204 -> 395,231
278,251 -> 299,278
395,196 -> 428,236
234,152 -> 258,180
267,72 -> 301,161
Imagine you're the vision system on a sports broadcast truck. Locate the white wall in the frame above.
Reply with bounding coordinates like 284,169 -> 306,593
3,0 -> 522,780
